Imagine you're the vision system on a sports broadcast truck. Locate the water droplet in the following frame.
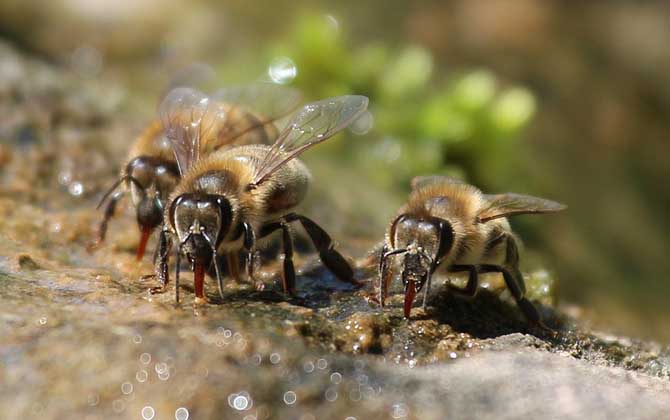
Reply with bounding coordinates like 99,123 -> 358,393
132,334 -> 142,344
350,110 -> 374,135
283,391 -> 297,405
391,403 -> 409,419
316,358 -> 328,370
324,14 -> 340,32
87,393 -> 99,406
175,407 -> 189,420
268,57 -> 297,84
270,353 -> 281,364
345,417 -> 357,420
158,370 -> 170,381
330,372 -> 342,384
68,182 -> 84,196
38,316 -> 47,325
303,361 -> 315,373
325,388 -> 338,402
136,369 -> 148,383
112,399 -> 125,413
121,382 -> 133,395
232,394 -> 250,411
155,362 -> 168,374
141,405 -> 156,420
58,171 -> 72,185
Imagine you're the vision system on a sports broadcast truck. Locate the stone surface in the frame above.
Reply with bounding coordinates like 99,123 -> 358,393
1,40 -> 669,420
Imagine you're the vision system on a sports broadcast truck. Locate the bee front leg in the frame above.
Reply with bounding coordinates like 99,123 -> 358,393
87,192 -> 122,253
284,213 -> 360,287
149,227 -> 172,295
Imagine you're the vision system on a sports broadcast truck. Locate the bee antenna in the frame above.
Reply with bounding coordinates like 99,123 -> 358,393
202,232 -> 225,300
175,231 -> 194,304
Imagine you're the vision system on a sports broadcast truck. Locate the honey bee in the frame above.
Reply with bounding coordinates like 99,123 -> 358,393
150,88 -> 369,303
89,84 -> 302,260
378,175 -> 566,327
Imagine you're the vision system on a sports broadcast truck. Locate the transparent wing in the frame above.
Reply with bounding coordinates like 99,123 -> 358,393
411,175 -> 467,190
210,83 -> 303,147
251,95 -> 369,186
478,193 -> 567,223
158,87 -> 226,175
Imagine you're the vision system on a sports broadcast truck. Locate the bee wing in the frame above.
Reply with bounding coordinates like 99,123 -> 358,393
210,83 -> 303,147
158,87 -> 226,175
411,175 -> 467,190
478,193 -> 567,223
251,95 -> 369,186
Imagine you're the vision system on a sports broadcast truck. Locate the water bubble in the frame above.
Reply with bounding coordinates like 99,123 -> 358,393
68,182 -> 84,196
232,395 -> 250,411
350,110 -> 374,135
303,361 -> 315,373
87,393 -> 99,406
251,354 -> 262,366
268,57 -> 297,84
325,388 -> 338,402
346,417 -> 357,420
270,353 -> 281,364
283,391 -> 297,405
136,369 -> 148,383
121,382 -> 133,395
112,399 -> 125,413
58,171 -> 72,186
38,316 -> 47,325
224,329 -> 232,338
330,372 -> 342,384
132,334 -> 142,344
391,403 -> 409,419
158,370 -> 170,381
155,362 -> 168,374
316,358 -> 328,370
324,14 -> 340,32
140,353 -> 151,365
175,407 -> 189,420
141,406 -> 156,420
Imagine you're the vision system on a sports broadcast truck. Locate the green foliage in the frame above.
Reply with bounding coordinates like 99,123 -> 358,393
265,14 -> 537,192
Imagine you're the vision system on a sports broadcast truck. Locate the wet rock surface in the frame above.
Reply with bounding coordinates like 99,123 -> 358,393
1,41 -> 669,419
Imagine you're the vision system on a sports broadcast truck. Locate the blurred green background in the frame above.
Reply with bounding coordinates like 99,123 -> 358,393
0,0 -> 668,340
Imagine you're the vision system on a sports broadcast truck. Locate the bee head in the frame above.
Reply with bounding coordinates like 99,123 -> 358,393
169,193 -> 233,265
126,156 -> 179,232
387,214 -> 455,318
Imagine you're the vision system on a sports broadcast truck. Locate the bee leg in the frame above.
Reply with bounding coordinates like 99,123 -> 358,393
479,264 -> 550,331
446,265 -> 479,297
226,252 -> 242,284
149,228 -> 171,295
259,221 -> 297,295
87,192 -> 122,252
241,221 -> 263,290
279,222 -> 296,295
284,213 -> 360,287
